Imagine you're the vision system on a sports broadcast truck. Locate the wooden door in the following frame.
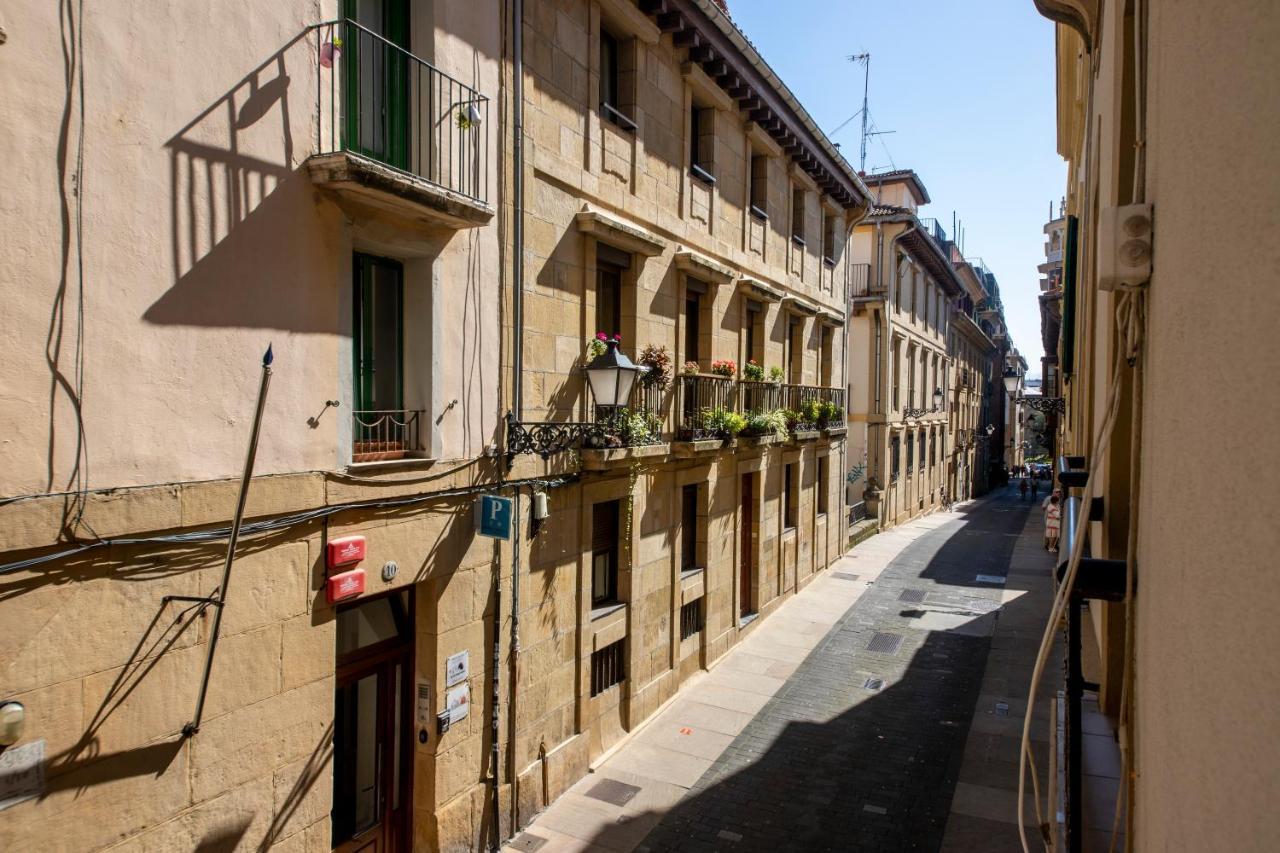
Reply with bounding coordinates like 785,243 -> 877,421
740,473 -> 754,618
333,593 -> 413,853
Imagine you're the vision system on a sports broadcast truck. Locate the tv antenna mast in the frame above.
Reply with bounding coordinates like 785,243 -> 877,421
846,53 -> 895,172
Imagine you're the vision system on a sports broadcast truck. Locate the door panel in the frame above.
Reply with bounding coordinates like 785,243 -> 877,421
344,0 -> 410,169
353,254 -> 404,414
740,474 -> 754,618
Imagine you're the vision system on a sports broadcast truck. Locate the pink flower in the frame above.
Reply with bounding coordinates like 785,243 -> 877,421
596,332 -> 607,341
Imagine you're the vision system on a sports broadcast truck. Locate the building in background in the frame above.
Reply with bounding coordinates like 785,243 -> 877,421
1003,348 -> 1028,473
1037,200 -> 1066,459
1034,0 -> 1280,849
0,1 -> 870,850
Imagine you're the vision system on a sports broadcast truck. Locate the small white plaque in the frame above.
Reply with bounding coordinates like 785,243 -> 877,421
445,650 -> 469,687
446,684 -> 470,724
0,739 -> 45,811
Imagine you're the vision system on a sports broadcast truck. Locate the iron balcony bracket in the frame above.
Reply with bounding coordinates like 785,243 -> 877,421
1016,395 -> 1067,414
505,412 -> 609,462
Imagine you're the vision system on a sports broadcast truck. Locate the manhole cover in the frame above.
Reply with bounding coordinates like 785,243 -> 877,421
863,677 -> 884,691
507,833 -> 548,852
833,571 -> 860,581
585,778 -> 641,807
866,632 -> 903,655
974,574 -> 1006,584
898,589 -> 926,603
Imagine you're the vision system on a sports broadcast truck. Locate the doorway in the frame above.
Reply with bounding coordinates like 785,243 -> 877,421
332,591 -> 413,853
739,473 -> 756,619
343,0 -> 410,170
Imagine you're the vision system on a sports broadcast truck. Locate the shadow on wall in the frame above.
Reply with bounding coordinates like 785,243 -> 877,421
145,28 -> 336,333
577,493 -> 1049,851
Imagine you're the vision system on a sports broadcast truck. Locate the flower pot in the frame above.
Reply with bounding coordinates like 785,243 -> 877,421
319,41 -> 341,69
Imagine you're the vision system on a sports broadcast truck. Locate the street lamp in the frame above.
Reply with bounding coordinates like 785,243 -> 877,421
506,337 -> 647,460
1005,367 -> 1066,414
586,338 -> 645,416
905,387 -> 945,420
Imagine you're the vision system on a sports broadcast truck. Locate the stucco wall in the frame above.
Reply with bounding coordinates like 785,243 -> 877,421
0,0 -> 502,498
1132,0 -> 1280,848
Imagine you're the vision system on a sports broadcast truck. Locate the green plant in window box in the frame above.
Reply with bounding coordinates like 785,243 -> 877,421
617,409 -> 662,447
800,398 -> 824,427
740,409 -> 787,438
819,400 -> 843,426
767,366 -> 784,384
699,407 -> 746,438
742,359 -> 764,382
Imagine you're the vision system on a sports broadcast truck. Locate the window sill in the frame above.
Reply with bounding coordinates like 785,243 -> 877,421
601,103 -> 637,133
792,235 -> 806,248
749,205 -> 769,222
823,257 -> 836,269
345,455 -> 437,474
590,601 -> 626,622
689,164 -> 717,186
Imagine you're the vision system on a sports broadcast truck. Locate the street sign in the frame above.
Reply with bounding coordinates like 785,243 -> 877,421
475,495 -> 513,540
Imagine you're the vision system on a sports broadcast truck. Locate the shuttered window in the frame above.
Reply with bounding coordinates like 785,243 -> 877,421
591,500 -> 620,606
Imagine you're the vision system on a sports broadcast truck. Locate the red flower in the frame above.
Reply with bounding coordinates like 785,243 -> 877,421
596,332 -> 608,341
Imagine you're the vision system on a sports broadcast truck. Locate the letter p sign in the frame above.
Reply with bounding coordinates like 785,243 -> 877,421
475,495 -> 514,540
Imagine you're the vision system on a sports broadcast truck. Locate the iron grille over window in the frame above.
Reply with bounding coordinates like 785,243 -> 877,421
591,640 -> 626,696
680,599 -> 704,641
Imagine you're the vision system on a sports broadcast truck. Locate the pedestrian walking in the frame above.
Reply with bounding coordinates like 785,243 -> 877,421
1043,491 -> 1062,551
1030,477 -> 1039,499
1019,478 -> 1029,501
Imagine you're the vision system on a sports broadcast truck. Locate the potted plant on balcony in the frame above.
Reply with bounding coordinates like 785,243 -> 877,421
740,409 -> 787,439
819,400 -> 843,429
586,331 -> 617,360
768,366 -> 784,384
709,359 -> 737,378
320,36 -> 343,69
617,409 -> 662,447
699,407 -> 746,439
638,344 -> 672,390
799,398 -> 824,430
742,359 -> 764,382
682,360 -> 700,376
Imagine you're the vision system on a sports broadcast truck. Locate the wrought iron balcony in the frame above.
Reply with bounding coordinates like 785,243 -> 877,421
352,409 -> 423,463
677,374 -> 735,440
310,19 -> 490,223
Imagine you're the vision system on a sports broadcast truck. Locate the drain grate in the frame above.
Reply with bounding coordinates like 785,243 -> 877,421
863,677 -> 884,691
585,778 -> 641,807
833,571 -> 860,581
974,574 -> 1006,584
507,833 -> 548,852
898,589 -> 926,603
866,632 -> 903,655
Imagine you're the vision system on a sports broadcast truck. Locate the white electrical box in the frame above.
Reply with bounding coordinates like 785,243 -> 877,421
1098,203 -> 1153,291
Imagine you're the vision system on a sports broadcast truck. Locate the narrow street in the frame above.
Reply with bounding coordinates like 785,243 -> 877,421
507,488 -> 1057,853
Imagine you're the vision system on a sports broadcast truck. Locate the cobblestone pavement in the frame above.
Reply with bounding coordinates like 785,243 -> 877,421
507,487 -> 1055,853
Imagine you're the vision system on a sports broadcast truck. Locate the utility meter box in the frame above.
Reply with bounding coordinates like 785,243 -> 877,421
1098,203 -> 1153,291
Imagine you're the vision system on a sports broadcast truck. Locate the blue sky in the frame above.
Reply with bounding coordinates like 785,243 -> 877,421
730,0 -> 1063,375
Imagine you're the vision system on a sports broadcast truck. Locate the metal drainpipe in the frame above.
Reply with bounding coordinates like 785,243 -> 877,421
508,487 -> 522,836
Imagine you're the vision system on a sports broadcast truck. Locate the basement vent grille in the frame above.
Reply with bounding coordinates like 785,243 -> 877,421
866,632 -> 903,655
585,778 -> 641,807
898,589 -> 926,603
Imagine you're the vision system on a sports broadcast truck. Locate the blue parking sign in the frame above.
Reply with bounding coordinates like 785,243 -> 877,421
475,495 -> 513,540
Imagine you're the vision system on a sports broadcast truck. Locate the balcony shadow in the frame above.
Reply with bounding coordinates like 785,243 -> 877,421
144,28 -> 336,333
564,492 -> 1046,852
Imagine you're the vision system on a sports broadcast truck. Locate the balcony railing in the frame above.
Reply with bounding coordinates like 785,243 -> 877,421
737,380 -> 783,415
677,374 -> 735,440
314,19 -> 489,204
917,217 -> 949,249
352,409 -> 423,463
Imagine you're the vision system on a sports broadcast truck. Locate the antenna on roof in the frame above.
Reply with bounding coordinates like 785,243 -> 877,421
848,52 -> 871,172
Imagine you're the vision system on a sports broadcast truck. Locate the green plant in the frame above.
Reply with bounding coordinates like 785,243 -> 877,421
638,344 -> 672,390
781,408 -> 803,429
586,331 -> 616,360
700,407 -> 746,437
768,366 -> 784,384
682,360 -> 700,375
456,109 -> 474,130
742,409 -> 787,438
819,400 -> 842,424
800,398 -> 824,425
618,409 -> 662,446
742,359 -> 764,382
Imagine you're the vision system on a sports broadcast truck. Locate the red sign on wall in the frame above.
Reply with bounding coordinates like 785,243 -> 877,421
326,568 -> 366,603
327,535 -> 366,568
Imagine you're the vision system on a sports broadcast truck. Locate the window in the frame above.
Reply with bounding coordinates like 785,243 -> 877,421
681,484 -> 700,571
890,435 -> 901,482
817,456 -> 829,515
745,300 -> 763,366
750,154 -> 768,218
783,463 -> 797,529
596,262 -> 623,338
590,639 -> 625,695
679,599 -> 703,640
787,317 -> 804,384
791,188 -> 806,244
920,431 -> 928,471
690,104 -> 714,183
819,325 -> 833,387
599,28 -> 635,130
822,212 -> 837,264
907,345 -> 916,409
929,430 -> 936,467
892,341 -> 900,410
906,433 -> 914,474
591,500 -> 620,606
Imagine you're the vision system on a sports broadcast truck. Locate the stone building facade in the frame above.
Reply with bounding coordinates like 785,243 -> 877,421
0,1 -> 870,851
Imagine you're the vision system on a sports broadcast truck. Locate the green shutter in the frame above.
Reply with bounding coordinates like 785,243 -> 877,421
1061,215 -> 1079,377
